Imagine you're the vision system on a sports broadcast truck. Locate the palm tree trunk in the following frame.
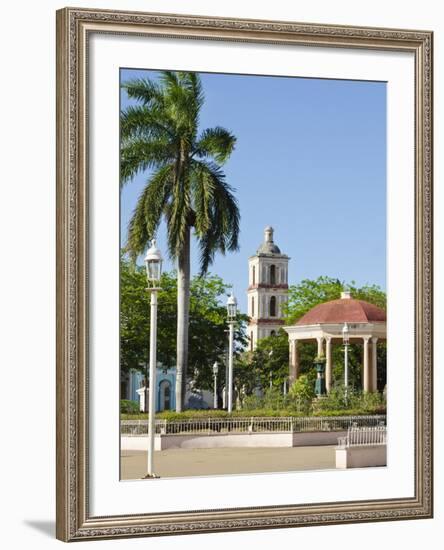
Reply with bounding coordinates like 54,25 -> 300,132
175,225 -> 191,412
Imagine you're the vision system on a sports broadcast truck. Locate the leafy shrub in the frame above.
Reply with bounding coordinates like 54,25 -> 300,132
242,394 -> 264,411
359,390 -> 386,413
243,388 -> 290,412
263,387 -> 287,411
288,375 -> 315,411
120,399 -> 140,414
313,385 -> 386,414
119,391 -> 386,420
157,409 -> 230,421
311,408 -> 382,417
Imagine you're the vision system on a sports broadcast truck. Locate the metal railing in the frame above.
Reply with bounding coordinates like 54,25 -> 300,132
337,424 -> 387,448
121,415 -> 386,436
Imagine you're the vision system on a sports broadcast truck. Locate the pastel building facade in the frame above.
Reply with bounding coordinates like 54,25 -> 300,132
121,367 -> 214,412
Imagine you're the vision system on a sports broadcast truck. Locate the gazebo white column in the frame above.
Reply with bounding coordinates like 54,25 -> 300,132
325,337 -> 332,392
371,337 -> 378,392
363,337 -> 371,392
289,339 -> 299,384
317,337 -> 324,357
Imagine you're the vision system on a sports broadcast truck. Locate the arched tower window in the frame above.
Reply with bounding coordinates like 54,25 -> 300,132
252,266 -> 256,285
270,265 -> 276,285
270,296 -> 276,317
251,297 -> 255,317
250,332 -> 254,351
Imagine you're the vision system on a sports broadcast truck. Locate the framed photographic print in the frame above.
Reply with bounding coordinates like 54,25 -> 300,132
56,7 -> 433,542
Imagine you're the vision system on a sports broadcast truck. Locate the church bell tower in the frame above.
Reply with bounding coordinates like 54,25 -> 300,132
247,226 -> 289,350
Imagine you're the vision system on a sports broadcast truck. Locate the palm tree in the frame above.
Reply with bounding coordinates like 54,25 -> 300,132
121,71 -> 240,412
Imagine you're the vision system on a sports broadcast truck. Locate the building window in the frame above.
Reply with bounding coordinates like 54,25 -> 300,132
250,331 -> 254,351
159,380 -> 171,411
270,264 -> 276,285
252,266 -> 255,285
164,385 -> 171,410
251,297 -> 255,317
270,296 -> 276,317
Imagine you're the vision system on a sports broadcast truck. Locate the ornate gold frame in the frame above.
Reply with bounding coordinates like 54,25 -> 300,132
56,7 -> 433,542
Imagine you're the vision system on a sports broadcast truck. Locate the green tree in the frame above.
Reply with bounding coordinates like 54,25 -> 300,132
288,374 -> 316,413
120,260 -> 179,374
249,330 -> 289,390
283,276 -> 386,324
120,259 -> 247,399
232,330 -> 291,409
187,276 -> 248,393
289,374 -> 316,401
121,71 -> 240,411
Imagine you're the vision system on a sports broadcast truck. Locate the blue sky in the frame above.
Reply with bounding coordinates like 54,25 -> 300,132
120,69 -> 386,313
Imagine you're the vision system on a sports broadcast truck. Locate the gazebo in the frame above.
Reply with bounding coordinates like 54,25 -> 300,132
283,291 -> 386,393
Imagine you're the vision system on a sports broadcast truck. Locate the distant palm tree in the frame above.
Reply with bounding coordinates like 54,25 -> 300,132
121,71 -> 240,412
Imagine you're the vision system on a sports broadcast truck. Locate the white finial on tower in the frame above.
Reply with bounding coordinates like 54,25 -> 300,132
264,225 -> 274,243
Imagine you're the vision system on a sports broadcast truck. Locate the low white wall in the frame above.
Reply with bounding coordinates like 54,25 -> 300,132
335,445 -> 387,468
156,432 -> 293,449
122,431 -> 347,451
293,431 -> 346,447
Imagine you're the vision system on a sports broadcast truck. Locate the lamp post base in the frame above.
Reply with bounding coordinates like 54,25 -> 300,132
143,473 -> 160,479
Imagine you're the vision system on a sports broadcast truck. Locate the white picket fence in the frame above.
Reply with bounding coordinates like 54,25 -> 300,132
121,415 -> 386,436
337,424 -> 387,448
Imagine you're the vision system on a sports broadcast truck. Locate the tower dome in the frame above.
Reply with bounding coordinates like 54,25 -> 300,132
257,226 -> 281,255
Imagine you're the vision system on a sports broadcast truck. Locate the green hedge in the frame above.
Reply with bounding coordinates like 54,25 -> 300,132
120,399 -> 140,414
120,407 -> 385,421
311,408 -> 386,417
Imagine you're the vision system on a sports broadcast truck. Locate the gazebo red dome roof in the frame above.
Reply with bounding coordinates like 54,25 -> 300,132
296,297 -> 386,325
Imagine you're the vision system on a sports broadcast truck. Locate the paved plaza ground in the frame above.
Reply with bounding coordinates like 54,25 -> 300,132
120,445 -> 336,479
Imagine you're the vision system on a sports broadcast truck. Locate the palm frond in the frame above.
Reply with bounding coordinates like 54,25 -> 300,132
190,162 -> 215,236
121,78 -> 163,106
190,160 -> 240,273
120,105 -> 173,142
165,172 -> 193,260
161,71 -> 203,140
194,126 -> 236,164
125,165 -> 174,260
120,138 -> 176,185
179,72 -> 204,117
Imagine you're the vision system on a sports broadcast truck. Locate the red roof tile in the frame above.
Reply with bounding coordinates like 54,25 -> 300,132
296,298 -> 386,325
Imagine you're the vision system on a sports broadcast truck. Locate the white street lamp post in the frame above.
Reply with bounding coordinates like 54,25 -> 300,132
342,322 -> 350,393
144,239 -> 163,479
268,349 -> 273,389
224,329 -> 229,408
226,293 -> 237,413
212,361 -> 219,409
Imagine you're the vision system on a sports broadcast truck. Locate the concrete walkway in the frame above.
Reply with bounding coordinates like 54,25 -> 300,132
121,445 -> 336,479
